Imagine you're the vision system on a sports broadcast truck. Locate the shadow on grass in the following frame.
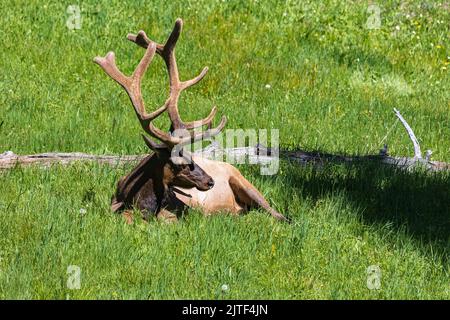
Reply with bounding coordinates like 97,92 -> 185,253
275,156 -> 450,259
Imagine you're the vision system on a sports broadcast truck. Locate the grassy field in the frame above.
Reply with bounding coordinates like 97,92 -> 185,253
0,0 -> 449,299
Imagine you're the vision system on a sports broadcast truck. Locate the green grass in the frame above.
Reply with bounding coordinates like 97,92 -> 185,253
0,0 -> 449,299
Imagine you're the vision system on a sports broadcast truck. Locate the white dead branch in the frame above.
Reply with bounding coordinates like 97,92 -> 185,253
393,108 -> 422,159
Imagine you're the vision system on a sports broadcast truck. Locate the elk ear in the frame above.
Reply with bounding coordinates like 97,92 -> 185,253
142,135 -> 168,156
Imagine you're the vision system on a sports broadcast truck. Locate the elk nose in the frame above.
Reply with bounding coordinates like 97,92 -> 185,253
207,179 -> 215,189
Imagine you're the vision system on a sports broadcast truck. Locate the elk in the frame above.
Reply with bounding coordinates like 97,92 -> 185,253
94,19 -> 288,223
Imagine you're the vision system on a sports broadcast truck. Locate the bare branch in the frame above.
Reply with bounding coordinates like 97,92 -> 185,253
394,108 -> 422,159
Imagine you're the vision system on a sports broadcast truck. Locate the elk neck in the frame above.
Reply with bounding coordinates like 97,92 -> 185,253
115,152 -> 172,210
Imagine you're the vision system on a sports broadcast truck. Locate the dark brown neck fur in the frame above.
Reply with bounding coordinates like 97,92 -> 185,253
112,153 -> 173,216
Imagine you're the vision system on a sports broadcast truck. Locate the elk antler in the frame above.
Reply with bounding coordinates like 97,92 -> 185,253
94,42 -> 169,149
94,19 -> 226,150
126,18 -> 227,146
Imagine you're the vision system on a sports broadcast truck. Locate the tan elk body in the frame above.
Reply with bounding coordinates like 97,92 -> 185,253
94,19 -> 288,223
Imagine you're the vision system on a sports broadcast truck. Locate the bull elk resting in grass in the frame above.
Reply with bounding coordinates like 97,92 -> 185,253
93,19 -> 289,223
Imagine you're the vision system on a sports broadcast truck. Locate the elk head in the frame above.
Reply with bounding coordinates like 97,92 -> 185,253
93,18 -> 226,193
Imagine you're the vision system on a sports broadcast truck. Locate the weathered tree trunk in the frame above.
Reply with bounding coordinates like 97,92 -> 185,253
0,151 -> 145,169
1,147 -> 449,171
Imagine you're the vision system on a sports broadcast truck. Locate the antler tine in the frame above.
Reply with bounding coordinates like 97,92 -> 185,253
163,18 -> 182,55
142,134 -> 168,150
179,115 -> 228,145
179,66 -> 209,91
147,115 -> 228,148
126,30 -> 161,51
94,42 -> 168,139
183,106 -> 217,129
160,19 -> 184,129
93,51 -> 130,88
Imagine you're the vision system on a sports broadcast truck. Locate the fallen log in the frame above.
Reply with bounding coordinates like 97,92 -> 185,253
0,151 -> 145,169
1,147 -> 449,171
